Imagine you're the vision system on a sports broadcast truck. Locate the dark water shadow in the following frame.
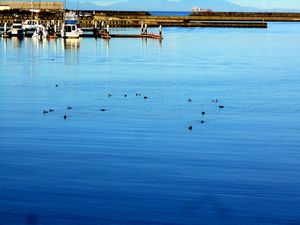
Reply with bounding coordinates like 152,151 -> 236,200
182,194 -> 231,221
25,214 -> 39,225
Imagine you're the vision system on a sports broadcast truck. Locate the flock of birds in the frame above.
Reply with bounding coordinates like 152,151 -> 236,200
42,84 -> 225,131
187,98 -> 224,130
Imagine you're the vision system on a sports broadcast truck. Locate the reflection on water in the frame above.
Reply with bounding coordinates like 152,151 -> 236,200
61,39 -> 80,65
11,37 -> 23,48
62,38 -> 80,50
32,37 -> 49,46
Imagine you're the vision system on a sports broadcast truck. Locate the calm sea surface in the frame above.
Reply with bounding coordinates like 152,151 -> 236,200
1,23 -> 300,225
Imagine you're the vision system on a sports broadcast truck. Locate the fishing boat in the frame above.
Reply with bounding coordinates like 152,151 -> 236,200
61,11 -> 82,39
11,21 -> 25,37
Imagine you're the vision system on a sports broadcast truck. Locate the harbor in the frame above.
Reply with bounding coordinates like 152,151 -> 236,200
2,1 -> 300,39
0,9 -> 273,40
2,2 -> 300,40
0,20 -> 164,40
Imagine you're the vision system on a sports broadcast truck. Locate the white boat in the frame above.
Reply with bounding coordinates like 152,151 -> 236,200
23,20 -> 40,31
11,21 -> 25,37
23,20 -> 39,30
32,25 -> 48,40
191,7 -> 212,14
23,20 -> 40,36
61,12 -> 82,39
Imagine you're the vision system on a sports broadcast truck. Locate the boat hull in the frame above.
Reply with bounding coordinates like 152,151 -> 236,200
11,29 -> 24,37
61,32 -> 80,39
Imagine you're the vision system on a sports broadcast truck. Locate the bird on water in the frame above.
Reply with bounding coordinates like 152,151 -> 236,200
64,115 -> 67,120
188,126 -> 193,130
67,106 -> 72,110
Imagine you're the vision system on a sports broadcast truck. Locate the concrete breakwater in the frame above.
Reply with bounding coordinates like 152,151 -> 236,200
0,10 -> 299,29
189,12 -> 300,22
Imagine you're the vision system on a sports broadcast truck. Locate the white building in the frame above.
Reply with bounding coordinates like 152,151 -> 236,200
0,5 -> 11,11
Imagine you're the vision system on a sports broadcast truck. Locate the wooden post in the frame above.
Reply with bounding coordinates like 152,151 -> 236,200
141,23 -> 144,34
159,25 -> 162,37
105,24 -> 110,39
93,21 -> 97,36
54,23 -> 57,36
3,22 -> 8,38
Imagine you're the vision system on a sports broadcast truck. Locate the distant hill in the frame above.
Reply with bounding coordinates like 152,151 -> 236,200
66,0 -> 255,11
66,1 -> 100,10
104,0 -> 256,11
66,0 -> 300,12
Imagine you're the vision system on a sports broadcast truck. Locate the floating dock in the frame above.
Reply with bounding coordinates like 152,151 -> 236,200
97,24 -> 163,40
98,33 -> 163,40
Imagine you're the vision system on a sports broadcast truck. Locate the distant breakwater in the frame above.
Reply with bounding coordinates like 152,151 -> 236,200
0,10 -> 299,28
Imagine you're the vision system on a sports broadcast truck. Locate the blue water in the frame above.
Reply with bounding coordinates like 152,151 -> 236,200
1,23 -> 300,225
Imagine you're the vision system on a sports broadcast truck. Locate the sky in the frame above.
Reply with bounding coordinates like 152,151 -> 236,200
91,0 -> 300,10
14,0 -> 300,10
228,0 -> 300,9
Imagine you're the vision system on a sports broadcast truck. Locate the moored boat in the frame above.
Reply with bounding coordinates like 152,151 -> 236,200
23,20 -> 40,36
61,12 -> 82,39
11,21 -> 25,37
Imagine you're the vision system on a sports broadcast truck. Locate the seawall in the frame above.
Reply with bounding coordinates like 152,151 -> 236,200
0,10 -> 299,28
